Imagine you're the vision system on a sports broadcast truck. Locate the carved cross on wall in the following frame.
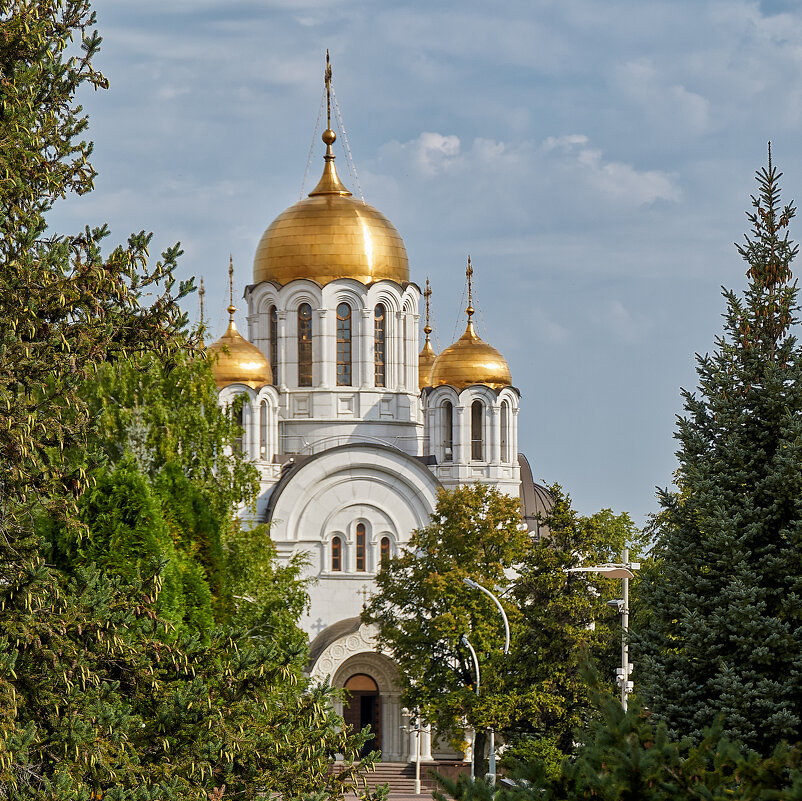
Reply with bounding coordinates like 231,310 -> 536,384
358,584 -> 371,610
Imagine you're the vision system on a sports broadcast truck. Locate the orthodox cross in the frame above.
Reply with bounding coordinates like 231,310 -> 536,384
466,255 -> 474,321
358,584 -> 371,609
423,277 -> 432,339
325,50 -> 333,131
227,254 -> 236,321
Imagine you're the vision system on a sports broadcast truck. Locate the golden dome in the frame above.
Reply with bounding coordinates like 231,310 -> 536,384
419,339 -> 436,390
430,321 -> 512,391
253,128 -> 409,287
207,314 -> 273,390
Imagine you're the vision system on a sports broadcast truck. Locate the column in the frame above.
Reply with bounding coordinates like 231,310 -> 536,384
316,307 -> 330,388
361,308 -> 372,388
490,405 -> 500,465
277,310 -> 288,391
395,310 -> 405,391
454,405 -> 468,464
421,722 -> 433,761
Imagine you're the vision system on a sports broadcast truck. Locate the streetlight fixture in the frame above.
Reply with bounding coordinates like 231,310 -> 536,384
567,548 -> 640,710
463,577 -> 510,655
462,578 -> 510,787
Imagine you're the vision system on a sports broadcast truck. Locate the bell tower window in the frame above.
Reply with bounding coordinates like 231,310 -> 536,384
331,536 -> 342,572
374,303 -> 386,387
471,400 -> 484,461
356,523 -> 366,572
269,305 -> 279,385
500,401 -> 510,462
442,401 -> 453,461
298,303 -> 313,387
260,400 -> 268,459
336,302 -> 352,386
380,536 -> 391,568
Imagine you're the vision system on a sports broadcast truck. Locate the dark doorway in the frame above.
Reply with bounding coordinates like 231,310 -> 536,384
343,673 -> 381,757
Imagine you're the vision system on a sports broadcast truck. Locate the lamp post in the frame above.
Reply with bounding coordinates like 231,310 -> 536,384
567,548 -> 640,710
462,578 -> 509,787
460,633 -> 480,781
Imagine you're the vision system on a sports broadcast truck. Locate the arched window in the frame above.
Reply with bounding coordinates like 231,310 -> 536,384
336,302 -> 352,386
442,401 -> 453,461
260,400 -> 268,459
269,305 -> 279,385
471,400 -> 484,461
500,401 -> 509,463
297,303 -> 312,387
331,536 -> 342,572
374,303 -> 386,387
356,523 -> 366,572
380,536 -> 391,568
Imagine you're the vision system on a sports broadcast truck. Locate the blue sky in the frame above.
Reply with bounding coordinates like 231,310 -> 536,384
48,0 -> 802,527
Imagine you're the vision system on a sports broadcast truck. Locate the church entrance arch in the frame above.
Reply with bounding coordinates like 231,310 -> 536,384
343,673 -> 381,756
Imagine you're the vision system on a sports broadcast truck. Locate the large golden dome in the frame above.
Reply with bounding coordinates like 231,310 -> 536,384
430,320 -> 512,390
253,129 -> 409,287
207,312 -> 273,390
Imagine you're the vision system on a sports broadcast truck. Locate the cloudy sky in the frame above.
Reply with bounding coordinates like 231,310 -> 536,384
48,0 -> 802,527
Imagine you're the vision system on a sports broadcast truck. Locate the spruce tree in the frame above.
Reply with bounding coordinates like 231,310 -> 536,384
637,151 -> 802,753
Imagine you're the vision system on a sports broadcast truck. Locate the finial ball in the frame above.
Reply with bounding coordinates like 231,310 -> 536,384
322,128 -> 337,145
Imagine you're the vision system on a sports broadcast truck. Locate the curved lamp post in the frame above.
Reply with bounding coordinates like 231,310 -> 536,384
567,548 -> 640,710
462,578 -> 509,787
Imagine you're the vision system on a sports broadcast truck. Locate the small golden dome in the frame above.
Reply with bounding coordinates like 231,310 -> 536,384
253,129 -> 409,287
419,339 -> 437,390
207,312 -> 272,390
430,321 -> 512,390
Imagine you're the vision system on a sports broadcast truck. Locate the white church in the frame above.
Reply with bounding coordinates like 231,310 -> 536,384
206,74 -> 552,766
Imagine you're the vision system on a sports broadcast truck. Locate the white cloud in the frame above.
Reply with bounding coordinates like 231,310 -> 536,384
543,134 -> 681,205
614,59 -> 710,135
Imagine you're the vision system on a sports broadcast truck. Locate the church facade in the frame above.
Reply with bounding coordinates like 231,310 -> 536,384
207,92 -> 550,764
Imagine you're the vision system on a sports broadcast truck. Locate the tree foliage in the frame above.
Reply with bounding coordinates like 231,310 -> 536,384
434,689 -> 802,801
0,3 -> 377,797
636,153 -> 802,754
364,484 -> 640,766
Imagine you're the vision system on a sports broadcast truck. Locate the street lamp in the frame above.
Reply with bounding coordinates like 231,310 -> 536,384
567,548 -> 640,710
460,633 -> 480,781
462,578 -> 509,787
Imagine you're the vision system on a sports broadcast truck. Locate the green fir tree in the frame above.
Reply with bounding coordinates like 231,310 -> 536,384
636,151 -> 802,753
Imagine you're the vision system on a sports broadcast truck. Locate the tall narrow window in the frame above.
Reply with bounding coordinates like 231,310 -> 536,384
336,302 -> 352,386
331,536 -> 342,572
260,400 -> 268,459
356,523 -> 366,572
374,303 -> 386,387
471,400 -> 484,461
380,536 -> 391,569
233,403 -> 244,454
297,303 -> 312,387
269,305 -> 279,385
443,401 -> 453,461
500,401 -> 509,462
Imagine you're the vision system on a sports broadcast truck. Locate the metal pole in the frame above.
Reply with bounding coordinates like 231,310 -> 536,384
621,547 -> 629,711
488,728 -> 496,787
461,634 -> 480,695
415,715 -> 421,794
463,578 -> 510,654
